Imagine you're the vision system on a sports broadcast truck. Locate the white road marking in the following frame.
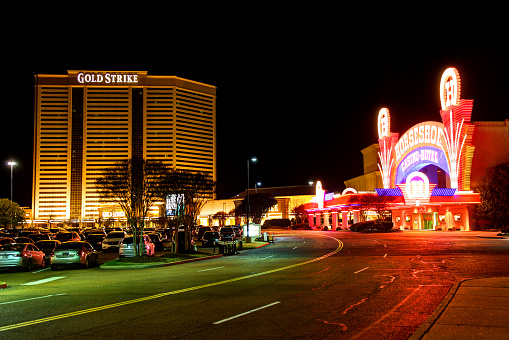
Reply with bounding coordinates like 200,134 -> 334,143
0,293 -> 67,305
213,301 -> 281,324
22,277 -> 66,286
197,266 -> 225,272
32,268 -> 51,274
259,255 -> 274,260
292,247 -> 298,249
354,267 -> 369,274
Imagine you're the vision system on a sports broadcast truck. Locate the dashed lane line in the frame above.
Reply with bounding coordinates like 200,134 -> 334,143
0,235 -> 343,333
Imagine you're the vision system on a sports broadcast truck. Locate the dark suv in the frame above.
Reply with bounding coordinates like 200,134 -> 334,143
219,227 -> 235,241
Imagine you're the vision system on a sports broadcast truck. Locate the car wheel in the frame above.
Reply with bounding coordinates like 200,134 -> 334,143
25,260 -> 32,272
84,257 -> 90,269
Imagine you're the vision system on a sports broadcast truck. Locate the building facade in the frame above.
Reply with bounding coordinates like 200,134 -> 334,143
32,71 -> 216,224
306,67 -> 509,231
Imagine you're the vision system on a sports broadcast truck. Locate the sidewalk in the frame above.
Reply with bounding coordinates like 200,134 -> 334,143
411,277 -> 509,339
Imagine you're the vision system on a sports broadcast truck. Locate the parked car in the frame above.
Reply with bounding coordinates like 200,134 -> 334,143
232,226 -> 242,239
197,226 -> 212,240
55,232 -> 81,243
202,231 -> 220,247
146,233 -> 164,252
0,237 -> 15,245
51,241 -> 99,270
102,231 -> 126,252
119,235 -> 155,257
34,240 -> 61,264
14,237 -> 34,244
0,243 -> 46,271
86,233 -> 106,250
29,233 -> 52,242
219,227 -> 236,241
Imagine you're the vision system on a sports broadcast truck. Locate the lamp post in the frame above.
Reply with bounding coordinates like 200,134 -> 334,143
7,161 -> 16,229
246,157 -> 257,241
255,182 -> 261,193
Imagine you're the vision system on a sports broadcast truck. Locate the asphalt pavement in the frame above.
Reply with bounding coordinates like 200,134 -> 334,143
411,231 -> 509,339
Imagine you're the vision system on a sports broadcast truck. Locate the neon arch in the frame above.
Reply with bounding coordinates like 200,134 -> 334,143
395,146 -> 450,185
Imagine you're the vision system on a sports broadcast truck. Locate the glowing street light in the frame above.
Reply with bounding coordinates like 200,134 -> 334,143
246,157 -> 257,240
7,161 -> 16,229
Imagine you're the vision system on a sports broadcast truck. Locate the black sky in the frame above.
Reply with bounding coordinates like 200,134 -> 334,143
1,9 -> 507,206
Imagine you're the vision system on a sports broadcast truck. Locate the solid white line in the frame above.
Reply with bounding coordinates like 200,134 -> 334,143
22,277 -> 66,286
197,266 -> 225,272
213,301 -> 281,325
354,267 -> 369,274
0,293 -> 67,305
32,268 -> 51,274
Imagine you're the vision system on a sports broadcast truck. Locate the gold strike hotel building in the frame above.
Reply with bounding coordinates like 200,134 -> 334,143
32,71 -> 216,224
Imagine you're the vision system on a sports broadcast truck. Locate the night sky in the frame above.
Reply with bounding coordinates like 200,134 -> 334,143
1,9 -> 507,207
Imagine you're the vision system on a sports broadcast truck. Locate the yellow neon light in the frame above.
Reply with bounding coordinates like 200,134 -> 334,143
440,67 -> 461,111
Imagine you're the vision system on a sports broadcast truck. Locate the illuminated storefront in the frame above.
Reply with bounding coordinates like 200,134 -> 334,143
306,67 -> 509,231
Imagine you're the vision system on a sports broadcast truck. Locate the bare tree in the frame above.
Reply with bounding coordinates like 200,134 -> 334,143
95,158 -> 166,256
161,169 -> 215,253
236,193 -> 277,224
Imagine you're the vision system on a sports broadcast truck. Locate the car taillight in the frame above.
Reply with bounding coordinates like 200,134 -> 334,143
49,251 -> 54,257
77,251 -> 83,257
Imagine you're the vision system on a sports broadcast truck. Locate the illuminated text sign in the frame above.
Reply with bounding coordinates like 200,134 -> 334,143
394,122 -> 446,161
77,72 -> 139,84
396,146 -> 448,185
102,211 -> 125,218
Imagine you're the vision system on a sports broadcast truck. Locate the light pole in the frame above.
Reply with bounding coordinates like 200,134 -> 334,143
255,182 -> 261,193
7,161 -> 16,229
246,157 -> 257,241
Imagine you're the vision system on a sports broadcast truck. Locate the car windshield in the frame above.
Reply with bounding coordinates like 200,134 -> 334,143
55,233 -> 74,241
0,244 -> 24,251
122,237 -> 133,244
107,232 -> 125,238
35,241 -> 58,249
88,234 -> 104,241
204,232 -> 219,238
221,228 -> 233,233
56,242 -> 83,250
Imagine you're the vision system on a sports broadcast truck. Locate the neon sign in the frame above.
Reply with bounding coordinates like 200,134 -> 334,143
406,172 -> 430,199
77,72 -> 139,84
312,181 -> 325,209
378,108 -> 390,139
440,67 -> 461,111
102,211 -> 125,218
394,121 -> 446,161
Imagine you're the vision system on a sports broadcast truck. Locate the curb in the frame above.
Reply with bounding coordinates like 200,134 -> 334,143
475,234 -> 507,239
99,254 -> 223,270
409,279 -> 464,340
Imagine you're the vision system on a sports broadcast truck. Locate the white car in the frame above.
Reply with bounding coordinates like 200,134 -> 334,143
119,235 -> 155,257
101,231 -> 126,252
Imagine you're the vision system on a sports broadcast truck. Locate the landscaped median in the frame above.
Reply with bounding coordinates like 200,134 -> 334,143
100,240 -> 269,269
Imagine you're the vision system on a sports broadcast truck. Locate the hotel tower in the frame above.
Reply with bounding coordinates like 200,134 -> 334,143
32,71 -> 216,223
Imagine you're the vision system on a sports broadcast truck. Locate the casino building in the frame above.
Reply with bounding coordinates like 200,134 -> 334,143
32,71 -> 216,225
305,67 -> 509,231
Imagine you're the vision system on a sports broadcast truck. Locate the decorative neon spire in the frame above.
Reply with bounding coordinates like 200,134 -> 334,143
440,110 -> 466,189
378,139 -> 394,189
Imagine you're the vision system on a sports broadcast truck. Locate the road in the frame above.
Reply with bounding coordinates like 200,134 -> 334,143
1,230 -> 508,339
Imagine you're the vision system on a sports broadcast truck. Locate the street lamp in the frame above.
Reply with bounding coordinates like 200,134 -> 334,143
7,161 -> 16,229
255,182 -> 261,193
246,157 -> 257,241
